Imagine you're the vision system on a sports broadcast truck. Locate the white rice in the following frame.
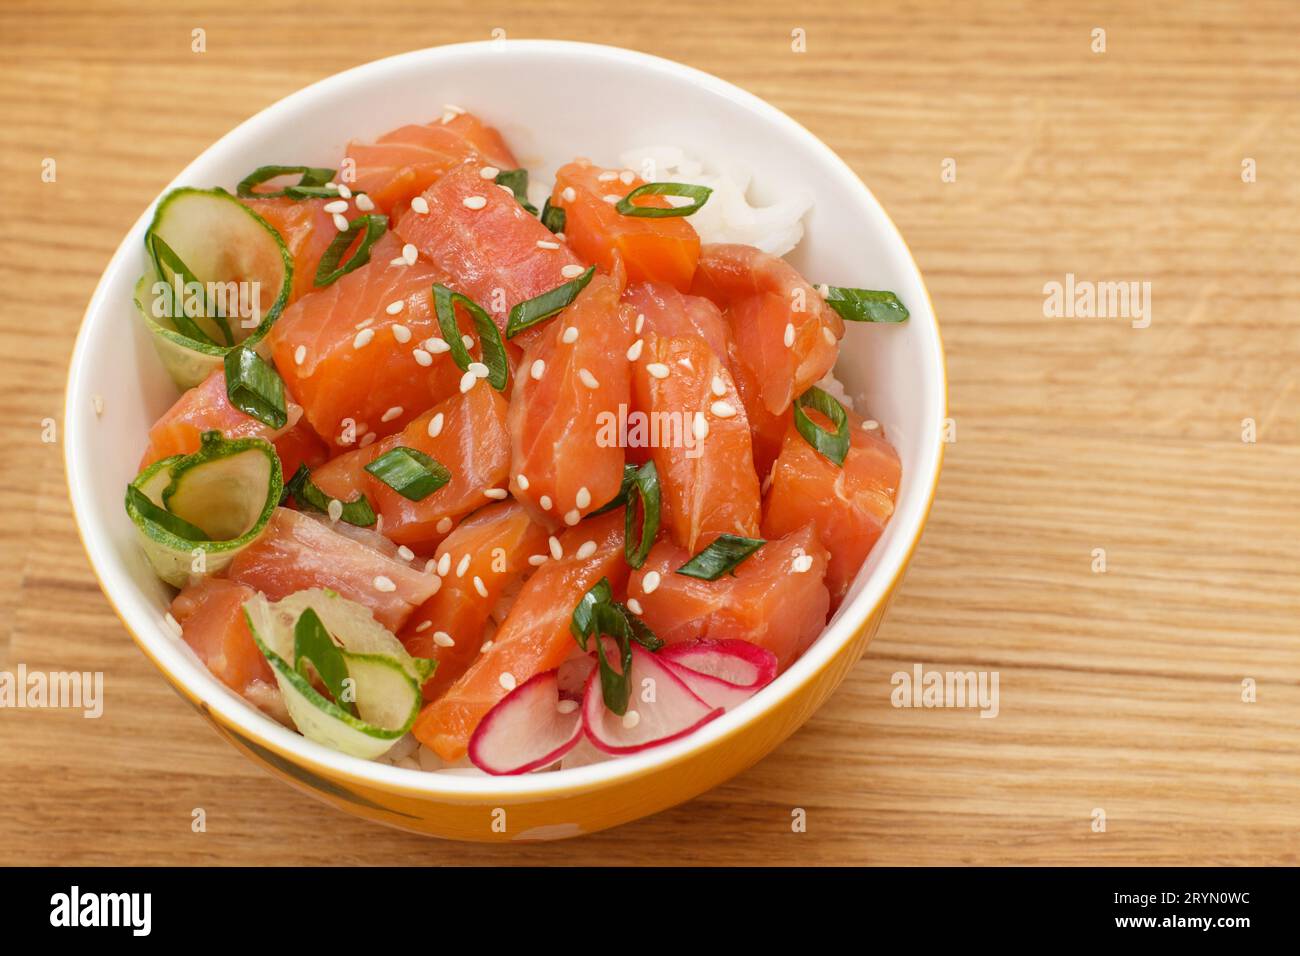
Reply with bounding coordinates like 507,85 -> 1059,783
618,145 -> 813,256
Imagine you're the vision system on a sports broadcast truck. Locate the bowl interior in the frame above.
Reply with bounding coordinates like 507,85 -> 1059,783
66,40 -> 944,796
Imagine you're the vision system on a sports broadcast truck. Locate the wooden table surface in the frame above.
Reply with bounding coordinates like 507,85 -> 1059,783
1,0 -> 1297,866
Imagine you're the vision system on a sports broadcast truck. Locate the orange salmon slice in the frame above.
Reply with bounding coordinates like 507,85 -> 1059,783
414,508 -> 628,761
309,385 -> 512,548
399,500 -> 549,700
171,578 -> 271,695
628,524 -> 830,672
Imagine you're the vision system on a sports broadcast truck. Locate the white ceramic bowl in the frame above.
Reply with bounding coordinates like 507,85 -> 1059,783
65,40 -> 945,841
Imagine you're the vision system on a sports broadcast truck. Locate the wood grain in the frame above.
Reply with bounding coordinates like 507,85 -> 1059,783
1,0 -> 1297,865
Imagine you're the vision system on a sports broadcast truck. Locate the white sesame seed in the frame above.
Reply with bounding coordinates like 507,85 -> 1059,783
622,710 -> 641,729
324,182 -> 339,192
337,184 -> 353,199
461,334 -> 475,349
516,474 -> 530,491
360,431 -> 377,448
481,640 -> 494,653
626,598 -> 644,615
390,256 -> 407,266
425,336 -> 451,354
323,199 -> 348,214
575,540 -> 596,560
484,488 -> 508,500
473,575 -> 489,598
459,370 -> 477,393
564,509 -> 581,526
822,326 -> 838,346
560,264 -> 585,279
635,313 -> 645,334
561,186 -> 576,202
424,557 -> 437,573
92,394 -> 104,416
355,318 -> 373,330
433,630 -> 455,647
620,170 -> 635,185
578,368 -> 599,389
711,401 -> 736,418
332,212 -> 350,231
443,103 -> 466,115
385,300 -> 405,316
499,672 -> 517,692
373,575 -> 396,593
410,196 -> 430,215
536,239 -> 560,250
783,322 -> 796,348
497,183 -> 514,196
327,499 -> 343,522
415,620 -> 432,632
354,193 -> 375,211
530,359 -> 546,380
557,699 -> 578,714
402,243 -> 418,264
711,375 -> 727,397
603,194 -> 620,204
792,553 -> 814,574
381,406 -> 403,423
397,545 -> 415,561
597,171 -> 619,182
436,550 -> 451,573
642,570 -> 661,594
575,486 -> 592,509
294,344 -> 307,366
528,554 -> 548,566
539,495 -> 553,511
462,195 -> 487,210
862,419 -> 880,430
561,325 -> 579,344
456,554 -> 471,578
548,536 -> 563,560
412,348 -> 433,366
426,412 -> 444,438
693,412 -> 709,440
626,339 -> 644,361
468,361 -> 490,379
479,165 -> 500,179
353,328 -> 374,349
646,362 -> 670,379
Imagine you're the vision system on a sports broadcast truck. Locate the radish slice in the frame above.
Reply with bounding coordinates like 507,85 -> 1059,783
657,639 -> 778,711
468,669 -> 583,774
557,653 -> 596,699
583,644 -> 723,754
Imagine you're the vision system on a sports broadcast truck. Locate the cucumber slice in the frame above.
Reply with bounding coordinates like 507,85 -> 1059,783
124,431 -> 282,587
135,188 -> 293,389
242,590 -> 432,759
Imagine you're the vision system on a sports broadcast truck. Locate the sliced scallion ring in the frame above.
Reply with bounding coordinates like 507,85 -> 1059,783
539,198 -> 566,234
224,345 -> 287,429
823,286 -> 909,324
236,165 -> 336,199
675,534 -> 766,581
285,464 -> 377,527
591,604 -> 635,715
294,607 -> 358,717
243,589 -> 430,759
314,214 -> 387,287
125,431 -> 282,587
615,182 -> 712,218
363,446 -> 450,501
623,461 -> 660,569
147,232 -> 231,347
432,284 -> 509,390
495,168 -> 538,215
506,266 -> 595,338
793,385 -> 850,466
570,577 -> 614,648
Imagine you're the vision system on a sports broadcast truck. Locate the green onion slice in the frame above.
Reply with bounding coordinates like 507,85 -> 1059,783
570,577 -> 614,648
615,182 -> 712,218
223,345 -> 287,429
125,485 -> 209,541
432,284 -> 509,390
592,603 -> 635,715
495,168 -> 538,215
285,464 -> 377,527
623,460 -> 660,569
793,385 -> 851,466
314,215 -> 388,288
237,165 -> 336,199
823,286 -> 909,324
506,266 -> 595,338
539,198 -> 566,233
620,605 -> 663,652
676,534 -> 766,581
363,446 -> 450,501
146,232 -> 234,347
293,607 -> 357,716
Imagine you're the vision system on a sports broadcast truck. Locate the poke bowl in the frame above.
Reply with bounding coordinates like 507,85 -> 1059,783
65,40 -> 945,841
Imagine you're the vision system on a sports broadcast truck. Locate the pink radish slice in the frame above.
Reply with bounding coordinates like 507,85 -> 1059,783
657,639 -> 777,710
468,669 -> 583,775
583,643 -> 724,754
